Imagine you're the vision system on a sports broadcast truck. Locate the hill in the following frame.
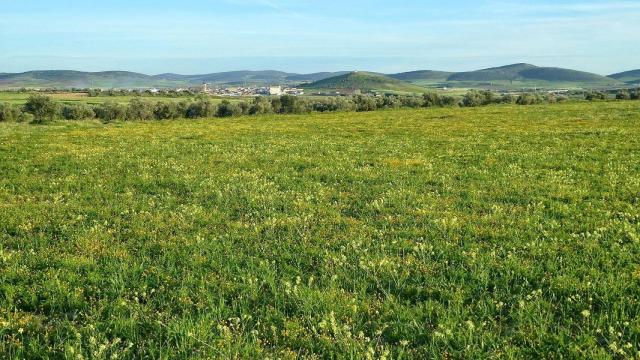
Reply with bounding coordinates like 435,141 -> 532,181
302,71 -> 426,93
0,70 -> 171,89
446,63 -> 621,87
0,70 -> 349,89
388,70 -> 453,86
609,70 -> 640,84
0,64 -> 630,90
285,71 -> 350,82
160,70 -> 294,85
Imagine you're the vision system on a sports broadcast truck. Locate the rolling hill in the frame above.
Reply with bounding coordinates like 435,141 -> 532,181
0,70 -> 170,89
0,64 -> 634,90
609,70 -> 640,84
302,71 -> 427,93
388,70 -> 453,86
0,70 -> 350,89
445,64 -> 621,87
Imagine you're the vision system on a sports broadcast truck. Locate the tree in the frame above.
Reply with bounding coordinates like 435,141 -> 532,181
23,94 -> 60,122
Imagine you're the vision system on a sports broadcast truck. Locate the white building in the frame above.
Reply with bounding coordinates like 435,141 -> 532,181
269,86 -> 283,96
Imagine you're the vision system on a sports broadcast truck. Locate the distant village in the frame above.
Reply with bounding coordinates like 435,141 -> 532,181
149,84 -> 305,97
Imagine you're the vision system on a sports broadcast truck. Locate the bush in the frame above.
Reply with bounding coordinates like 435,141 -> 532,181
61,104 -> 95,120
585,91 -> 607,101
24,94 -> 60,122
126,99 -> 155,120
216,100 -> 242,117
353,95 -> 378,112
615,90 -> 630,100
185,98 -> 217,119
500,94 -> 517,104
422,92 -> 441,107
249,97 -> 273,115
439,95 -> 458,107
632,89 -> 640,100
279,95 -> 308,114
461,90 -> 501,107
17,112 -> 35,123
516,93 -> 544,105
0,102 -> 21,122
380,95 -> 401,109
95,101 -> 126,122
154,101 -> 180,120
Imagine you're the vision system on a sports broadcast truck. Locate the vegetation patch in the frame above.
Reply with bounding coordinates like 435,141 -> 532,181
0,102 -> 639,358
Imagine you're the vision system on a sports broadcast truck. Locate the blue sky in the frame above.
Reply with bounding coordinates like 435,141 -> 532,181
1,0 -> 638,75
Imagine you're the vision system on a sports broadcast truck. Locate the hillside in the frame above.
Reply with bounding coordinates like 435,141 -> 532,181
285,71 -> 350,82
162,70 -> 294,85
302,71 -> 426,93
446,63 -> 621,87
0,70 -> 348,89
609,70 -> 640,84
388,70 -> 453,86
0,70 -> 172,89
0,65 -> 632,90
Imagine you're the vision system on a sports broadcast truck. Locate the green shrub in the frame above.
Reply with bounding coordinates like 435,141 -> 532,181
23,94 -> 60,122
95,101 -> 126,122
185,99 -> 217,118
516,93 -> 544,105
585,91 -> 607,101
249,97 -> 273,115
61,104 -> 95,120
216,100 -> 243,117
153,101 -> 180,120
422,92 -> 441,107
353,95 -> 378,112
615,90 -> 631,100
126,99 -> 155,120
0,102 -> 21,122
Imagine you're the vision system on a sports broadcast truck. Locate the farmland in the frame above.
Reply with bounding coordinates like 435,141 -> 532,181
0,102 -> 639,358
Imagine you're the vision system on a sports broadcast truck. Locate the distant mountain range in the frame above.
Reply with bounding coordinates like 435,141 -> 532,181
0,64 -> 636,91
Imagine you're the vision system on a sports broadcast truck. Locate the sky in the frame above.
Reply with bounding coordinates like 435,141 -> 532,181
1,0 -> 638,75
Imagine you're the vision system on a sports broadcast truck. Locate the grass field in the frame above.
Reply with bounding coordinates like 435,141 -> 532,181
0,92 -> 246,106
1,102 -> 639,358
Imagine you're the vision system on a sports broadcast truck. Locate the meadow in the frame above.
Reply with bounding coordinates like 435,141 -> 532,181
0,102 -> 639,359
0,92 -> 245,106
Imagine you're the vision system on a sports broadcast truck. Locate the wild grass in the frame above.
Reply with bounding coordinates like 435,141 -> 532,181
0,102 -> 639,358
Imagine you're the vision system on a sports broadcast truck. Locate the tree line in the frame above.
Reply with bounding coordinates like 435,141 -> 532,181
1,90 -> 638,123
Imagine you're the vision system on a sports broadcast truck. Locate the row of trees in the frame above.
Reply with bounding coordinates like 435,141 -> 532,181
1,90 -> 638,123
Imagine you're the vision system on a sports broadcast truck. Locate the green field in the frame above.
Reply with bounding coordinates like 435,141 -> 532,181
1,103 -> 639,358
0,92 -> 247,106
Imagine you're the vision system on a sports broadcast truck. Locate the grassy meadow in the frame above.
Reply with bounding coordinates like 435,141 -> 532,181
0,92 -> 246,106
0,102 -> 639,358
